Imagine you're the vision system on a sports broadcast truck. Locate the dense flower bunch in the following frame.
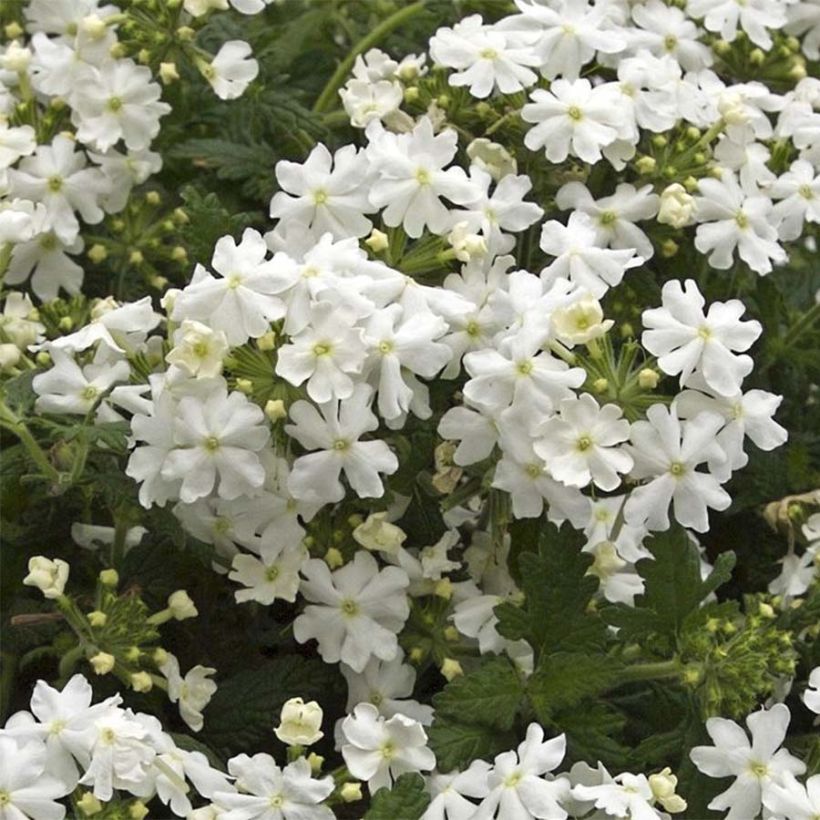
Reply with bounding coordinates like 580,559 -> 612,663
1,0 -> 819,818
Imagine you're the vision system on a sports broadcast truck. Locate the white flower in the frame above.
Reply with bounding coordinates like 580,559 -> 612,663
534,394 -> 633,491
555,182 -> 658,260
423,761 -> 492,820
787,2 -> 820,60
641,278 -> 762,396
522,79 -> 624,165
22,556 -> 70,600
286,384 -> 399,503
172,228 -> 284,346
203,40 -> 258,100
0,736 -> 72,819
429,15 -> 540,99
71,59 -> 170,152
539,212 -> 644,298
573,771 -> 666,819
8,135 -> 109,243
5,231 -> 85,301
500,0 -> 626,80
362,304 -> 451,422
161,384 -> 269,503
764,772 -> 820,820
676,384 -> 787,480
229,538 -> 307,605
367,117 -> 481,238
269,143 -> 375,239
770,159 -> 820,241
274,698 -> 324,747
474,723 -> 570,820
0,122 -> 36,169
340,702 -> 435,792
293,551 -> 410,672
341,652 -> 434,725
693,174 -> 787,275
166,320 -> 230,379
339,78 -> 404,129
275,302 -> 368,403
687,0 -> 787,49
631,0 -> 713,71
624,403 -> 731,533
466,138 -> 517,181
690,703 -> 806,820
213,755 -> 334,820
657,183 -> 697,228
805,667 -> 820,714
79,708 -> 157,800
159,654 -> 217,733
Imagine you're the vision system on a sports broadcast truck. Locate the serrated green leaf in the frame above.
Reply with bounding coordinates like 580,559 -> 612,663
495,523 -> 604,659
603,526 -> 736,643
555,701 -> 629,769
365,773 -> 430,820
527,652 -> 621,722
427,714 -> 515,773
433,656 -> 523,730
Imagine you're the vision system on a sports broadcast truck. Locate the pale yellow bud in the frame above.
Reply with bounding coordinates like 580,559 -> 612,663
365,229 -> 389,253
340,782 -> 363,802
89,652 -> 116,675
441,658 -> 463,681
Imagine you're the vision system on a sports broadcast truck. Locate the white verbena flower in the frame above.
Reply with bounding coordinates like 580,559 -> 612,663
274,697 -> 324,747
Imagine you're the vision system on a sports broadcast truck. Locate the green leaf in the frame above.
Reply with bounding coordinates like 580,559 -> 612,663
433,656 -> 523,730
555,701 -> 629,769
494,523 -> 604,659
604,526 -> 736,644
201,656 -> 342,758
365,773 -> 430,820
427,714 -> 515,773
527,652 -> 621,722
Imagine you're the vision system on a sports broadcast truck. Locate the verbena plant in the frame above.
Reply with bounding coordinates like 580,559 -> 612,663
0,0 -> 819,818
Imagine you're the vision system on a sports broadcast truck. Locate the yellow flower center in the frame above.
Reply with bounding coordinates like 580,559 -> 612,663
265,564 -> 280,582
669,461 -> 686,477
567,105 -> 583,121
415,167 -> 431,185
47,175 -> 63,193
203,436 -> 220,453
107,95 -> 123,112
312,342 -> 332,357
664,34 -> 678,51
313,189 -> 328,205
735,211 -> 749,229
577,435 -> 593,452
341,598 -> 359,617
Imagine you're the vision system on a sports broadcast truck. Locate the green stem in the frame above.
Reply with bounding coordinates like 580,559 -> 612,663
0,400 -> 61,485
615,659 -> 681,685
57,643 -> 85,682
440,476 -> 483,511
781,300 -> 820,351
312,1 -> 427,113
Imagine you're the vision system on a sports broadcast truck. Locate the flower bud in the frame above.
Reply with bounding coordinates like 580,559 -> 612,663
441,658 -> 463,681
2,41 -> 32,72
129,801 -> 149,820
552,295 -> 613,345
265,399 -> 287,422
88,244 -> 108,264
23,557 -> 69,599
307,752 -> 324,773
657,183 -> 696,228
274,697 -> 324,746
340,782 -> 363,802
99,568 -> 119,587
638,368 -> 660,389
466,138 -> 517,180
635,156 -> 656,175
353,512 -> 406,555
167,590 -> 198,620
87,611 -> 107,628
89,652 -> 116,675
324,547 -> 344,569
257,330 -> 277,351
77,792 -> 103,816
365,229 -> 389,253
131,672 -> 153,692
159,62 -> 180,84
0,344 -> 21,372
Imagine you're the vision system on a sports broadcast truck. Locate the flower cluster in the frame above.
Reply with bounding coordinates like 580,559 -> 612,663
3,0 -> 820,817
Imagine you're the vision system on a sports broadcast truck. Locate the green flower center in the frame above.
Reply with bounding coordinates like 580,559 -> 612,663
47,175 -> 63,193
577,435 -> 593,452
313,342 -> 332,357
203,436 -> 220,453
265,564 -> 280,582
669,461 -> 686,477
340,598 -> 359,617
107,95 -> 123,112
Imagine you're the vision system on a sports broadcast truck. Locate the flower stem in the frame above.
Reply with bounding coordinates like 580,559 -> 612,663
0,399 -> 61,485
312,1 -> 427,113
615,659 -> 681,685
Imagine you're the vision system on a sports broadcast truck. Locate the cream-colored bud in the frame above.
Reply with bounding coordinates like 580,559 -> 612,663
340,782 -> 363,802
353,512 -> 406,555
99,568 -> 119,587
265,399 -> 287,422
77,792 -> 103,816
0,344 -> 21,371
324,547 -> 344,569
638,368 -> 660,389
257,330 -> 277,351
365,229 -> 389,253
159,62 -> 180,84
552,295 -> 613,345
657,183 -> 696,228
87,610 -> 107,628
441,658 -> 464,681
129,801 -> 149,820
89,652 -> 116,675
168,590 -> 198,620
274,697 -> 324,746
466,137 -> 517,180
307,752 -> 324,773
131,672 -> 153,692
23,556 -> 69,599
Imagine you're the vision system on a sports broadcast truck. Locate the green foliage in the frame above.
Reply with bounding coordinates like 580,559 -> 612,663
201,656 -> 343,758
604,526 -> 736,652
364,773 -> 430,820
